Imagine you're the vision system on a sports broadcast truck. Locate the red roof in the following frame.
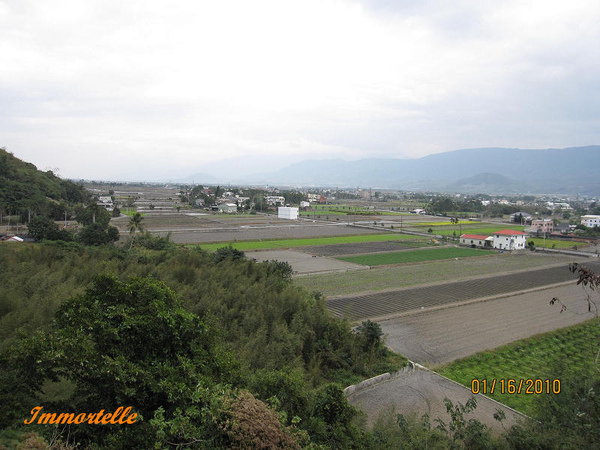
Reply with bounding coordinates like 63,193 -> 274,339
461,234 -> 489,240
494,229 -> 527,235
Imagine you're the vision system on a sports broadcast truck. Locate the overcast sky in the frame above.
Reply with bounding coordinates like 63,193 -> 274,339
1,0 -> 600,181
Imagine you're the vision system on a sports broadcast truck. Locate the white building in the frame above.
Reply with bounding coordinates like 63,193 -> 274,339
492,230 -> 527,250
217,203 -> 237,213
278,207 -> 299,220
300,201 -> 310,208
459,234 -> 493,248
581,215 -> 600,228
266,196 -> 286,206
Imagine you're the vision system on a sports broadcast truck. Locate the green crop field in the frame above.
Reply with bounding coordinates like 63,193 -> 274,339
438,320 -> 600,415
337,247 -> 495,266
295,253 -> 574,297
299,210 -> 349,216
527,238 -> 588,249
300,209 -> 408,216
196,233 -> 428,252
420,226 -> 527,236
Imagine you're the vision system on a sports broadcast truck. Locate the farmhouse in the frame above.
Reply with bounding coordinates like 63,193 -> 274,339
217,203 -> 237,213
492,230 -> 527,250
278,207 -> 299,220
459,234 -> 493,248
459,229 -> 527,250
581,215 -> 600,228
530,219 -> 553,235
266,196 -> 286,206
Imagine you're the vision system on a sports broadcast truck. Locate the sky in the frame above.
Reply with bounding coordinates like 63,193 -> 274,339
1,0 -> 600,181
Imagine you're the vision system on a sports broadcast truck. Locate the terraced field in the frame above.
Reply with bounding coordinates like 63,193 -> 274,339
296,240 -> 427,257
327,262 -> 600,321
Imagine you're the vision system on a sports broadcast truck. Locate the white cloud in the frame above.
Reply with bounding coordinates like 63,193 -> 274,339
1,0 -> 600,180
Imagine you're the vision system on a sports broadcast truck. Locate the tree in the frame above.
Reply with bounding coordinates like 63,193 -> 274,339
78,223 -> 119,246
127,212 -> 145,248
76,204 -> 111,228
212,244 -> 245,263
27,216 -> 59,242
2,276 -> 239,447
356,320 -> 384,363
87,201 -> 102,224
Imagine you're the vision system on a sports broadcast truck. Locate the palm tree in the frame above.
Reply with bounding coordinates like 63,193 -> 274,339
86,200 -> 102,224
128,212 -> 145,249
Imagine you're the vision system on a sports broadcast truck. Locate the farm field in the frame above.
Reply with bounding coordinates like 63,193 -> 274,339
337,247 -> 494,266
410,225 -> 527,236
295,252 -> 577,296
353,283 -> 597,426
247,249 -> 368,275
437,319 -> 600,415
528,237 -> 589,249
326,262 -> 600,321
296,240 -> 430,257
164,223 -> 383,244
196,233 -> 427,252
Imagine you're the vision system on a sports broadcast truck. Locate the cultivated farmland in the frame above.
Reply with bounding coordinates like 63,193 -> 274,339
196,232 -> 426,252
326,262 -> 600,321
437,319 -> 600,415
296,240 -> 429,257
295,252 -> 576,296
350,283 -> 597,427
337,247 -> 494,266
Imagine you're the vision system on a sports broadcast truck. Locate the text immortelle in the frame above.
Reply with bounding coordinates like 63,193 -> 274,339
25,406 -> 138,425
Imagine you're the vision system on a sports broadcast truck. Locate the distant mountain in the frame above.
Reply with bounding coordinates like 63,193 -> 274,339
260,146 -> 600,194
447,173 -> 530,194
178,146 -> 600,195
177,172 -> 219,184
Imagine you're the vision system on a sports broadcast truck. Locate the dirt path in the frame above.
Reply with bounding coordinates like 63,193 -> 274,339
348,367 -> 527,432
247,249 -> 367,275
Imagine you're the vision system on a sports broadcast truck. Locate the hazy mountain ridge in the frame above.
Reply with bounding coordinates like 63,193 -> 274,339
182,146 -> 600,195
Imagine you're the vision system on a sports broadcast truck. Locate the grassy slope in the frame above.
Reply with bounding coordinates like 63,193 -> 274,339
437,320 -> 600,415
337,247 -> 495,266
294,253 -> 574,297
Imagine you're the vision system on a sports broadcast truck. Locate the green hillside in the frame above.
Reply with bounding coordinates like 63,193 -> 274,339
0,147 -> 88,219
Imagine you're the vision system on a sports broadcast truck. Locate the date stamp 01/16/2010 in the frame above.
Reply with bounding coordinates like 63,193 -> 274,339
471,378 -> 561,395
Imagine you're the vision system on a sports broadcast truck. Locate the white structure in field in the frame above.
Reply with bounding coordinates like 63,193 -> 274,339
459,234 -> 493,248
217,203 -> 237,213
266,196 -> 286,206
492,229 -> 527,250
460,229 -> 528,250
278,207 -> 299,220
581,215 -> 600,228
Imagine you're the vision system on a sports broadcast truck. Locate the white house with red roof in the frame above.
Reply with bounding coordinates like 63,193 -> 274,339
460,234 -> 493,248
460,229 -> 527,250
491,229 -> 527,250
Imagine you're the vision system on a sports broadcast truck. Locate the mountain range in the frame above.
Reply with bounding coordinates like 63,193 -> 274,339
181,146 -> 600,195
